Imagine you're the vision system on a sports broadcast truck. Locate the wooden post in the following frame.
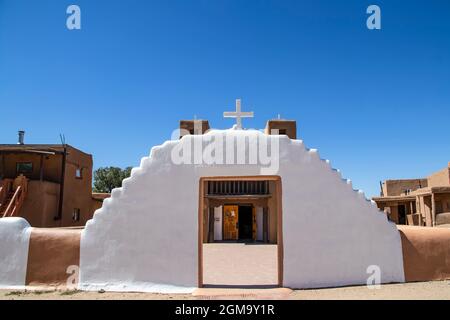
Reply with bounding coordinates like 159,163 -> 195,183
431,193 -> 436,227
57,147 -> 67,224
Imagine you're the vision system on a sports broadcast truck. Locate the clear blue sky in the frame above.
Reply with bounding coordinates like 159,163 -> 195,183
1,0 -> 449,197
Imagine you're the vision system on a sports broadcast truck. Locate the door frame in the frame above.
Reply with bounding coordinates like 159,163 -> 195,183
198,175 -> 283,288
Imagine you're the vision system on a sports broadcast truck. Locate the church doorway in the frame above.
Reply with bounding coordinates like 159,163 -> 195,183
198,176 -> 283,288
222,205 -> 255,241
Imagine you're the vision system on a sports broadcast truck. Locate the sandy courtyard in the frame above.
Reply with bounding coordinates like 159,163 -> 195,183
202,243 -> 278,287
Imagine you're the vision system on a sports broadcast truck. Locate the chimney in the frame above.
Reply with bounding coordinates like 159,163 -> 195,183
18,130 -> 25,145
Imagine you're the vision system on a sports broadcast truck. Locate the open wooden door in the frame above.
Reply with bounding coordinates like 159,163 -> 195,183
223,205 -> 238,240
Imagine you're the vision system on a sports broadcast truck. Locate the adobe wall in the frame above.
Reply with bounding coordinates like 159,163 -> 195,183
90,198 -> 104,216
25,228 -> 81,288
0,220 -> 80,289
20,181 -> 60,227
0,153 -> 63,183
427,167 -> 450,187
417,196 -> 434,227
384,179 -> 427,196
61,146 -> 93,227
79,129 -> 405,292
435,194 -> 450,214
399,226 -> 450,282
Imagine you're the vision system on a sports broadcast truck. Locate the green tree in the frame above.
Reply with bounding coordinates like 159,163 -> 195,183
93,166 -> 132,193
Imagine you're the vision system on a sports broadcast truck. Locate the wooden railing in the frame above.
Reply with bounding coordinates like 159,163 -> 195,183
0,179 -> 13,205
2,178 -> 28,218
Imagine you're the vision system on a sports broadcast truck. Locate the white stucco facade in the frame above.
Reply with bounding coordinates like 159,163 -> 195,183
0,218 -> 31,289
79,128 -> 405,292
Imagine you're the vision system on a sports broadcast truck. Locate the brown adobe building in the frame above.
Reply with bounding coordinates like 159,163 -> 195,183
373,163 -> 450,227
0,132 -> 109,227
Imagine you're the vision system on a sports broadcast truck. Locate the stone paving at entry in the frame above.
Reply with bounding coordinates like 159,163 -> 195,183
202,243 -> 278,287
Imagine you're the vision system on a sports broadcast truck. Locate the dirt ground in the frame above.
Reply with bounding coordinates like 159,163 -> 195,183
203,243 -> 278,286
1,280 -> 449,300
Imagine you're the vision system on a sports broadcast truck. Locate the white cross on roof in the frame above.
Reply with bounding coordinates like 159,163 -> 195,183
223,99 -> 254,129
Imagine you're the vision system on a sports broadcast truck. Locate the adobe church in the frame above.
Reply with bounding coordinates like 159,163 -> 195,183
0,99 -> 449,292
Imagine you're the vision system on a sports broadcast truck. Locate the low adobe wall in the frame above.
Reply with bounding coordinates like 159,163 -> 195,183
2,221 -> 450,291
0,220 -> 81,289
25,228 -> 81,288
399,225 -> 450,282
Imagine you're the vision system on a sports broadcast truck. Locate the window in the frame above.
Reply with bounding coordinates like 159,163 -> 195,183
278,129 -> 287,135
16,162 -> 33,174
75,168 -> 82,179
72,208 -> 80,222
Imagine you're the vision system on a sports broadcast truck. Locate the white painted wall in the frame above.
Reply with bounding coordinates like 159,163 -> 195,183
256,207 -> 264,241
0,218 -> 31,289
214,206 -> 222,241
80,128 -> 404,292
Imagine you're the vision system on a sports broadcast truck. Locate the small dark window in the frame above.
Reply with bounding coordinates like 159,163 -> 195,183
278,129 -> 287,135
76,168 -> 82,179
72,208 -> 80,222
16,162 -> 33,174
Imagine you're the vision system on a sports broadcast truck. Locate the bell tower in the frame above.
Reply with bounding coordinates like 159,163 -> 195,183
179,120 -> 210,139
265,118 -> 297,139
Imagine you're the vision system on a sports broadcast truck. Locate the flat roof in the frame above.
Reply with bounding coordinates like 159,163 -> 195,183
374,186 -> 450,201
92,193 -> 111,200
372,195 -> 416,202
267,119 -> 296,123
383,179 -> 426,183
412,186 -> 450,196
0,144 -> 91,156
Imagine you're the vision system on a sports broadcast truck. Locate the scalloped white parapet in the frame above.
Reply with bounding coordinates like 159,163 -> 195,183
0,218 -> 32,288
80,128 -> 404,291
